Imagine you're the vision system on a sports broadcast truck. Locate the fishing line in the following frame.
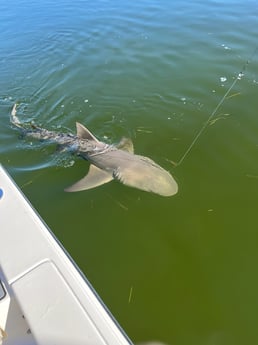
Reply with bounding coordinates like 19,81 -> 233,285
175,47 -> 258,167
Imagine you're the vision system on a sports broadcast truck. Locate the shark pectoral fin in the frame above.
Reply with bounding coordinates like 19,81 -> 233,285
76,122 -> 100,142
65,165 -> 113,192
116,137 -> 134,153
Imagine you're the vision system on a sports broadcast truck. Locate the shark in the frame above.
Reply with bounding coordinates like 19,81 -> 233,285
11,104 -> 178,196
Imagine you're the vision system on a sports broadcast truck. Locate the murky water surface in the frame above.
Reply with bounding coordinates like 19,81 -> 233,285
1,1 -> 258,344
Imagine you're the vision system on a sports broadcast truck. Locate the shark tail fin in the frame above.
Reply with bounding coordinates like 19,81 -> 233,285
10,103 -> 22,128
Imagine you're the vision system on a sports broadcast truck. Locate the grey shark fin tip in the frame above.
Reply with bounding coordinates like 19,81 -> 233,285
76,122 -> 100,142
116,137 -> 134,153
65,164 -> 113,192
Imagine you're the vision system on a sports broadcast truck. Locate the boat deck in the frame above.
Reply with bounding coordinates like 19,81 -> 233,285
0,165 -> 132,345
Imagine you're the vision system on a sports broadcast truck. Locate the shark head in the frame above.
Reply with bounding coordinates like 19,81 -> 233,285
112,153 -> 178,196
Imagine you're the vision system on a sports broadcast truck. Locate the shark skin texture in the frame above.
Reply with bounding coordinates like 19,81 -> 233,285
11,104 -> 178,197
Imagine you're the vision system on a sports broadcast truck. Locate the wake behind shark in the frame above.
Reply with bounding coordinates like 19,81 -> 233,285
11,104 -> 178,196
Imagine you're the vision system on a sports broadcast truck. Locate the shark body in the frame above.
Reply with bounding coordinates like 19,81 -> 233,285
11,104 -> 178,196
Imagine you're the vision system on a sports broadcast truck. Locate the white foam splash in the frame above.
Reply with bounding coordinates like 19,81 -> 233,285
220,77 -> 227,83
221,44 -> 231,50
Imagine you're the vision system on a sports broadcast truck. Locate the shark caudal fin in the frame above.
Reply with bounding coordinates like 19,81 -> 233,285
10,103 -> 23,128
64,164 -> 113,192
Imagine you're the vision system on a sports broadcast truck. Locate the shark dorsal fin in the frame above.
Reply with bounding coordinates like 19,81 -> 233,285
116,137 -> 134,153
76,122 -> 100,142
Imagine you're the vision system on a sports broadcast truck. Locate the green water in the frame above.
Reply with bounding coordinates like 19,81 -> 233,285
1,1 -> 258,344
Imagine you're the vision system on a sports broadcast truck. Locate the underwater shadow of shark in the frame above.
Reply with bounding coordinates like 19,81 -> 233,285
11,104 -> 178,197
